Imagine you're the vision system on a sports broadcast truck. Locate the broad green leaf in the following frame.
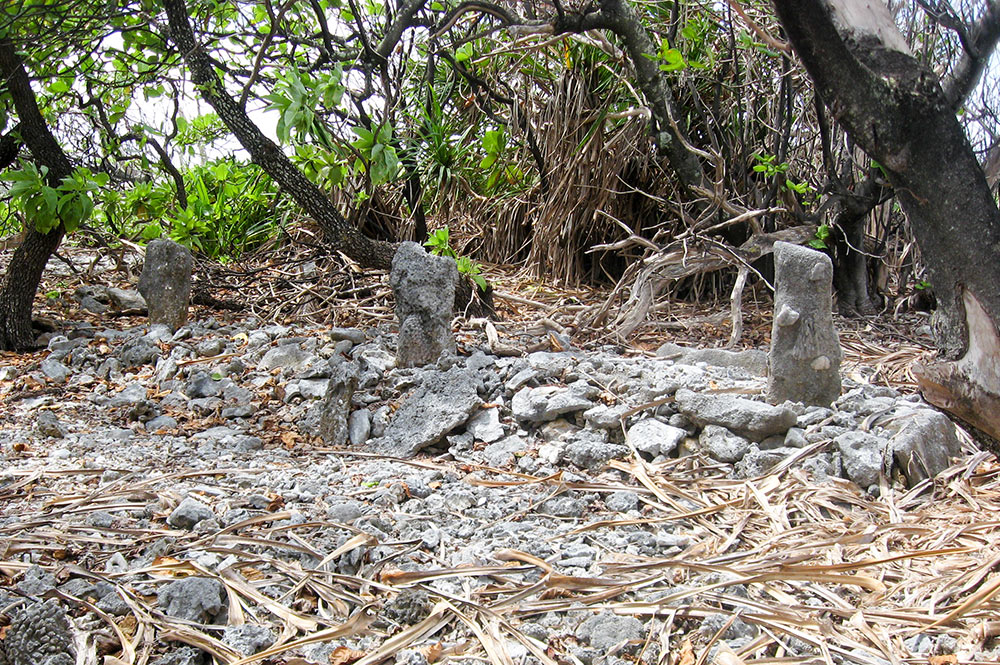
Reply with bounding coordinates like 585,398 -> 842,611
455,43 -> 475,62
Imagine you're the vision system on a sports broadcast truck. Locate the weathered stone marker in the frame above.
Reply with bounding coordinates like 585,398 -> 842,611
138,239 -> 193,332
390,241 -> 457,368
767,241 -> 842,407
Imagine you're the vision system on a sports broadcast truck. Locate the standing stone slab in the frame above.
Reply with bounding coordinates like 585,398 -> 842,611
390,242 -> 458,368
319,361 -> 360,445
767,241 -> 842,407
138,239 -> 193,331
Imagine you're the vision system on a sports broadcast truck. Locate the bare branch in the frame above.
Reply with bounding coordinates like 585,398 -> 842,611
943,0 -> 1000,107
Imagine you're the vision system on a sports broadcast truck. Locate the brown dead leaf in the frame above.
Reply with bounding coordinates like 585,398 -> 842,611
117,614 -> 137,638
329,645 -> 366,664
378,567 -> 405,584
420,643 -> 443,663
24,375 -> 45,389
677,638 -> 696,665
929,656 -> 958,665
12,442 -> 31,453
281,431 -> 300,449
242,566 -> 265,580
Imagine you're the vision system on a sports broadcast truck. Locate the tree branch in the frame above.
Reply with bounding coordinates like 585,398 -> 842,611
161,0 -> 395,269
943,0 -> 1000,108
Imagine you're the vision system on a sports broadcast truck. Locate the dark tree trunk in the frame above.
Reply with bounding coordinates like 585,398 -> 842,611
831,178 -> 888,316
773,0 -> 1000,439
0,39 -> 72,351
161,0 -> 396,270
832,209 -> 873,316
0,123 -> 21,168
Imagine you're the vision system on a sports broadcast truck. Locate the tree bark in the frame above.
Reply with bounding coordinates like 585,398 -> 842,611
772,0 -> 1000,439
161,0 -> 396,270
831,177 -> 888,316
0,39 -> 72,351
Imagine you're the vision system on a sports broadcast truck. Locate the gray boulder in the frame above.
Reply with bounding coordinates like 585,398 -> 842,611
167,497 -> 215,529
657,342 -> 768,376
887,409 -> 962,486
40,358 -> 69,383
368,365 -> 482,457
107,287 -> 147,311
675,389 -> 796,441
699,425 -> 751,463
767,242 -> 842,407
390,242 -> 457,368
575,612 -> 643,652
157,577 -> 226,624
627,418 -> 686,457
17,565 -> 57,596
222,625 -> 274,656
467,407 -> 505,443
119,337 -> 160,368
138,239 -> 193,331
330,327 -> 366,345
836,431 -> 886,489
258,345 -> 316,374
564,430 -> 628,470
150,647 -> 206,665
483,435 -> 528,467
734,446 -> 791,478
36,411 -> 67,438
511,380 -> 598,424
348,409 -> 372,446
583,403 -> 632,430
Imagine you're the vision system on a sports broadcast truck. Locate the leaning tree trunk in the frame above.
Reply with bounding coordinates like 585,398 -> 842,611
0,39 -> 72,351
161,0 -> 396,270
831,177 -> 888,316
773,0 -> 1000,440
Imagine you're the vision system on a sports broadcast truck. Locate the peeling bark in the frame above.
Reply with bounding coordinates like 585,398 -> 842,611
915,290 -> 1000,442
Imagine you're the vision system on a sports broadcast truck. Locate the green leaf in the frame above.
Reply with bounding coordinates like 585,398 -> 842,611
352,127 -> 375,148
140,222 -> 163,240
455,42 -> 475,62
48,79 -> 71,94
658,47 -> 686,71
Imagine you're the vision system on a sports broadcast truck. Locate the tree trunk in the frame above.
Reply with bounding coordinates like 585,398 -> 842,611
831,177 -> 888,316
0,39 -> 72,351
832,208 -> 874,316
773,0 -> 1000,440
161,0 -> 396,270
